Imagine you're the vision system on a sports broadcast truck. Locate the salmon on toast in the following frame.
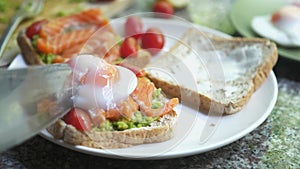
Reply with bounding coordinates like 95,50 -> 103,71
45,55 -> 179,149
18,8 -> 121,64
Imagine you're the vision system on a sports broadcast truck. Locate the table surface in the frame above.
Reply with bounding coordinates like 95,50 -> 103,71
1,1 -> 300,169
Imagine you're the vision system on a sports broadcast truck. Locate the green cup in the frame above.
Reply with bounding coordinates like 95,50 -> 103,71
188,0 -> 236,35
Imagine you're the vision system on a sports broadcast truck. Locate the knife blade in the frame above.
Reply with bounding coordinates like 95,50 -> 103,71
0,64 -> 73,152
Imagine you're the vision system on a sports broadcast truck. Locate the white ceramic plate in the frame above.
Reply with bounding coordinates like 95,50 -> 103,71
39,71 -> 277,160
11,18 -> 278,160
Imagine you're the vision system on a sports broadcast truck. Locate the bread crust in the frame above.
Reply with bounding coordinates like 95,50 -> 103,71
17,30 -> 45,65
214,38 -> 278,114
47,111 -> 177,149
146,32 -> 278,115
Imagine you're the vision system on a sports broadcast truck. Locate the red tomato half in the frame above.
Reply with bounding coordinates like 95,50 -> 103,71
141,28 -> 165,55
26,19 -> 48,40
125,16 -> 144,39
120,37 -> 139,58
63,108 -> 92,131
152,1 -> 174,18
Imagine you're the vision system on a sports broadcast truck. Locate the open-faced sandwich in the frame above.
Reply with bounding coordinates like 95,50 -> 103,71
18,9 -> 179,149
47,54 -> 179,149
18,8 -> 116,65
17,8 -> 168,67
1,0 -> 133,66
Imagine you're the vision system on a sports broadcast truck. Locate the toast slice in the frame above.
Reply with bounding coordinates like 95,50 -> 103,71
45,58 -> 179,149
47,111 -> 176,149
145,29 -> 278,115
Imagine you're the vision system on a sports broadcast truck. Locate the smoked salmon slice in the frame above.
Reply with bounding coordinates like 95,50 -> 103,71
105,96 -> 139,120
37,26 -> 98,54
61,43 -> 85,59
104,77 -> 178,120
79,29 -> 119,60
36,8 -> 114,61
131,77 -> 179,117
61,31 -> 119,59
39,9 -> 108,39
132,77 -> 155,112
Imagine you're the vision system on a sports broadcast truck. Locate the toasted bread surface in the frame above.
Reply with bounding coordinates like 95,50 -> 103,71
146,29 -> 278,114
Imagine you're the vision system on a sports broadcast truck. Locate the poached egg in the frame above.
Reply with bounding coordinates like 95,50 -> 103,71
68,54 -> 137,111
251,5 -> 300,47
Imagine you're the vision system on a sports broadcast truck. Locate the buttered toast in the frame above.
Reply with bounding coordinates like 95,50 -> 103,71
146,29 -> 278,114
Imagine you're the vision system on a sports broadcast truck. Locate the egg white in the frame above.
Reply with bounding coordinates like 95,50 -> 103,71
70,54 -> 138,111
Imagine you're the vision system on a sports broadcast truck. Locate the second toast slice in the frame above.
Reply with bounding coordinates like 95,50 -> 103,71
145,29 -> 278,115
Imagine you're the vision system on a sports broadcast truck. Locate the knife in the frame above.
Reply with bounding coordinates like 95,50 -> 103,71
0,64 -> 73,152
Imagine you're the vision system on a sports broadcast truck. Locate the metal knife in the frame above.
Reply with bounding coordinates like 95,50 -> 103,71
0,64 -> 73,152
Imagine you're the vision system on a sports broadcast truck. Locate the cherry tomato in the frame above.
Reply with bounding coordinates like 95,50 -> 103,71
125,16 -> 143,39
63,108 -> 92,131
152,1 -> 174,18
25,19 -> 48,40
141,28 -> 165,55
120,37 -> 139,58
